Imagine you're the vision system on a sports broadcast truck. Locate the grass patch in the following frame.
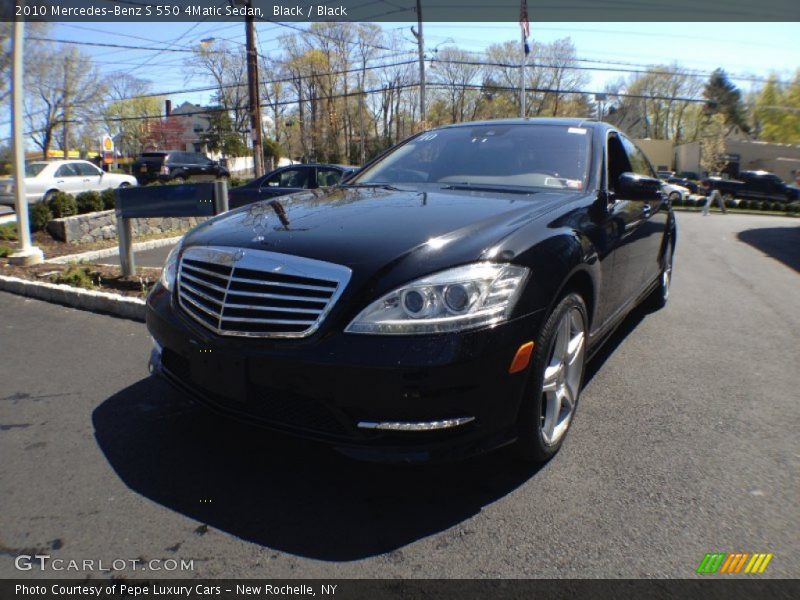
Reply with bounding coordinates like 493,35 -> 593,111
0,222 -> 18,241
50,265 -> 101,289
0,244 -> 12,258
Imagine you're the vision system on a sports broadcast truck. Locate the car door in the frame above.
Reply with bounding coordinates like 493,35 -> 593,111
619,135 -> 667,290
75,162 -> 105,191
193,153 -> 215,178
258,167 -> 312,199
53,163 -> 84,194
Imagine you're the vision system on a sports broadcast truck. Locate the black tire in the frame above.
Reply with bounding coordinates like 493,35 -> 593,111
516,292 -> 588,464
43,189 -> 58,204
645,240 -> 674,311
118,182 -> 131,188
668,191 -> 680,203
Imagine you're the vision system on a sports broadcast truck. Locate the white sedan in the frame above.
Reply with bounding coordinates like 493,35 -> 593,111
661,182 -> 691,203
0,160 -> 137,206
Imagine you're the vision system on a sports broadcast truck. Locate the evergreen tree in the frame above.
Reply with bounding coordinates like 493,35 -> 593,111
703,68 -> 750,133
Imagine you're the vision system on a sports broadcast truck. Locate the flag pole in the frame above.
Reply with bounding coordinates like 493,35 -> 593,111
520,28 -> 526,118
519,0 -> 529,119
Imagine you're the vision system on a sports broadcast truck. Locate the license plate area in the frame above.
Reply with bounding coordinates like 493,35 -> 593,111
190,353 -> 248,403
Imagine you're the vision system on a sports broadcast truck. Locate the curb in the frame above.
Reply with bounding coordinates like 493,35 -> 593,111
45,235 -> 182,265
0,275 -> 146,322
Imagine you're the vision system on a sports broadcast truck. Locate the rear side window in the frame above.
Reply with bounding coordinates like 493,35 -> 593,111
55,164 -> 80,177
265,168 -> 310,188
317,168 -> 343,187
75,162 -> 101,176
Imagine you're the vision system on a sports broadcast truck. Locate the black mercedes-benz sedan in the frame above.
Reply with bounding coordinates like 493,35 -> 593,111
146,118 -> 676,464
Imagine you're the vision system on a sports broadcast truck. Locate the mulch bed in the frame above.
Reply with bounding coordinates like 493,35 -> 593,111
2,260 -> 160,298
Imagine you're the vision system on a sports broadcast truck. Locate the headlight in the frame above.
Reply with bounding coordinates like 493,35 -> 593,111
345,263 -> 529,335
159,244 -> 182,291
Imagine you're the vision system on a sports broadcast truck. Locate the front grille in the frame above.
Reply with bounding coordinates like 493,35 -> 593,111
177,246 -> 351,338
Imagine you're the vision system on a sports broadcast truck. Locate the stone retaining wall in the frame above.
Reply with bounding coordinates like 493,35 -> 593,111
47,210 -> 208,244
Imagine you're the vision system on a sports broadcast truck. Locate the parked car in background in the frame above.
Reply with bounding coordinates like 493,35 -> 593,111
702,170 -> 800,203
147,118 -> 676,464
227,163 -> 358,208
131,151 -> 230,185
662,182 -> 691,203
0,160 -> 137,206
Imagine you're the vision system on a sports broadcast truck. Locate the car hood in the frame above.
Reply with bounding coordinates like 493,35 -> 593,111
182,185 -> 583,278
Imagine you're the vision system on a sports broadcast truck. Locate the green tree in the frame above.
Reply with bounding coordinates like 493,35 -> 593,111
201,110 -> 247,157
703,68 -> 750,134
754,75 -> 786,142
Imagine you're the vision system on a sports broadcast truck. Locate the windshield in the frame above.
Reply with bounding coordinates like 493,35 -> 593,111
352,124 -> 592,191
25,162 -> 48,177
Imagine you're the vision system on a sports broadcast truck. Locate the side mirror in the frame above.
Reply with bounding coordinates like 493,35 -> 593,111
616,172 -> 662,201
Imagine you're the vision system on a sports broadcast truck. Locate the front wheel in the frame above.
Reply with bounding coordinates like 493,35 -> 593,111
516,293 -> 588,464
645,243 -> 673,311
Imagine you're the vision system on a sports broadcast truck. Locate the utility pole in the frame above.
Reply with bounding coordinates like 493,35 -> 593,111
9,11 -> 44,266
411,0 -> 425,126
519,29 -> 526,118
244,0 -> 264,177
62,60 -> 69,159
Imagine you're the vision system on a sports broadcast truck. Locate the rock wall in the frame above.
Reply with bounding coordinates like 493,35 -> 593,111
47,210 -> 208,244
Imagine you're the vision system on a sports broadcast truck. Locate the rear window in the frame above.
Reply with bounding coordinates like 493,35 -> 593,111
139,153 -> 167,162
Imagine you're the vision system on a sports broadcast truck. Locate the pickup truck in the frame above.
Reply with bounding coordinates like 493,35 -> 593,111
703,170 -> 800,203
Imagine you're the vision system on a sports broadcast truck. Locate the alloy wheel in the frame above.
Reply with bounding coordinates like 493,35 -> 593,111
540,307 -> 586,446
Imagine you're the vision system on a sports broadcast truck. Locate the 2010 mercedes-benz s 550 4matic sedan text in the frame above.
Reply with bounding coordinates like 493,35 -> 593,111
146,118 -> 676,464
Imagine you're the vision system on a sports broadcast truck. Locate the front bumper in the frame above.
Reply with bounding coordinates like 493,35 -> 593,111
146,283 -> 544,463
0,192 -> 42,206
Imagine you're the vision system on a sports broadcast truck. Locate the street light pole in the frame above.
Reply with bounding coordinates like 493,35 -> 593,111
244,1 -> 265,177
9,12 -> 44,266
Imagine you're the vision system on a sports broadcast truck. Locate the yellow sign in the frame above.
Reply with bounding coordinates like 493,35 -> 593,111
102,135 -> 114,152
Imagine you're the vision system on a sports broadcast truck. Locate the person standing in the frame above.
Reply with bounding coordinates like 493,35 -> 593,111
702,187 -> 727,216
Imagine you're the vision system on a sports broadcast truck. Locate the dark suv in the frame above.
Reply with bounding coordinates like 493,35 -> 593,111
132,151 -> 230,184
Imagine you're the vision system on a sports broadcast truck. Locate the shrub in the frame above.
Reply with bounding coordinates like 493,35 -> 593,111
48,191 -> 77,218
0,244 -> 11,258
100,188 -> 116,210
29,202 -> 53,231
0,222 -> 17,240
787,202 -> 800,214
75,191 -> 104,214
50,265 -> 98,289
771,202 -> 783,211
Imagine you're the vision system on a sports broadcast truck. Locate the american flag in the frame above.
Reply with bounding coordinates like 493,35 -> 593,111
520,0 -> 531,55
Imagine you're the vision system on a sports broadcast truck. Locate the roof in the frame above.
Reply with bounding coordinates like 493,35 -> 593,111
441,117 -> 606,130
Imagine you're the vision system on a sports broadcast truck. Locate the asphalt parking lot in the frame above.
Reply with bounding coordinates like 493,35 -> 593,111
1,211 -> 798,579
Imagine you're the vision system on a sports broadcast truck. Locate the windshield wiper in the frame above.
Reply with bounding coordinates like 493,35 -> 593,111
440,183 -> 537,195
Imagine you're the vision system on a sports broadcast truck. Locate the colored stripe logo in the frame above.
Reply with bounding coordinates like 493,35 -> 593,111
697,553 -> 773,574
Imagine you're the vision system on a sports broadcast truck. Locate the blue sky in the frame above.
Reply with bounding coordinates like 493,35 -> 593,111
5,21 -> 799,143
49,21 -> 799,95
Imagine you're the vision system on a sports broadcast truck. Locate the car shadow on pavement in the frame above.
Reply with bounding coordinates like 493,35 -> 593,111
583,304 -> 649,387
737,226 -> 800,274
92,378 -> 541,561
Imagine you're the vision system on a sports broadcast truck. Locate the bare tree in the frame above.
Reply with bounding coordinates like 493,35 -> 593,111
24,44 -> 106,158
